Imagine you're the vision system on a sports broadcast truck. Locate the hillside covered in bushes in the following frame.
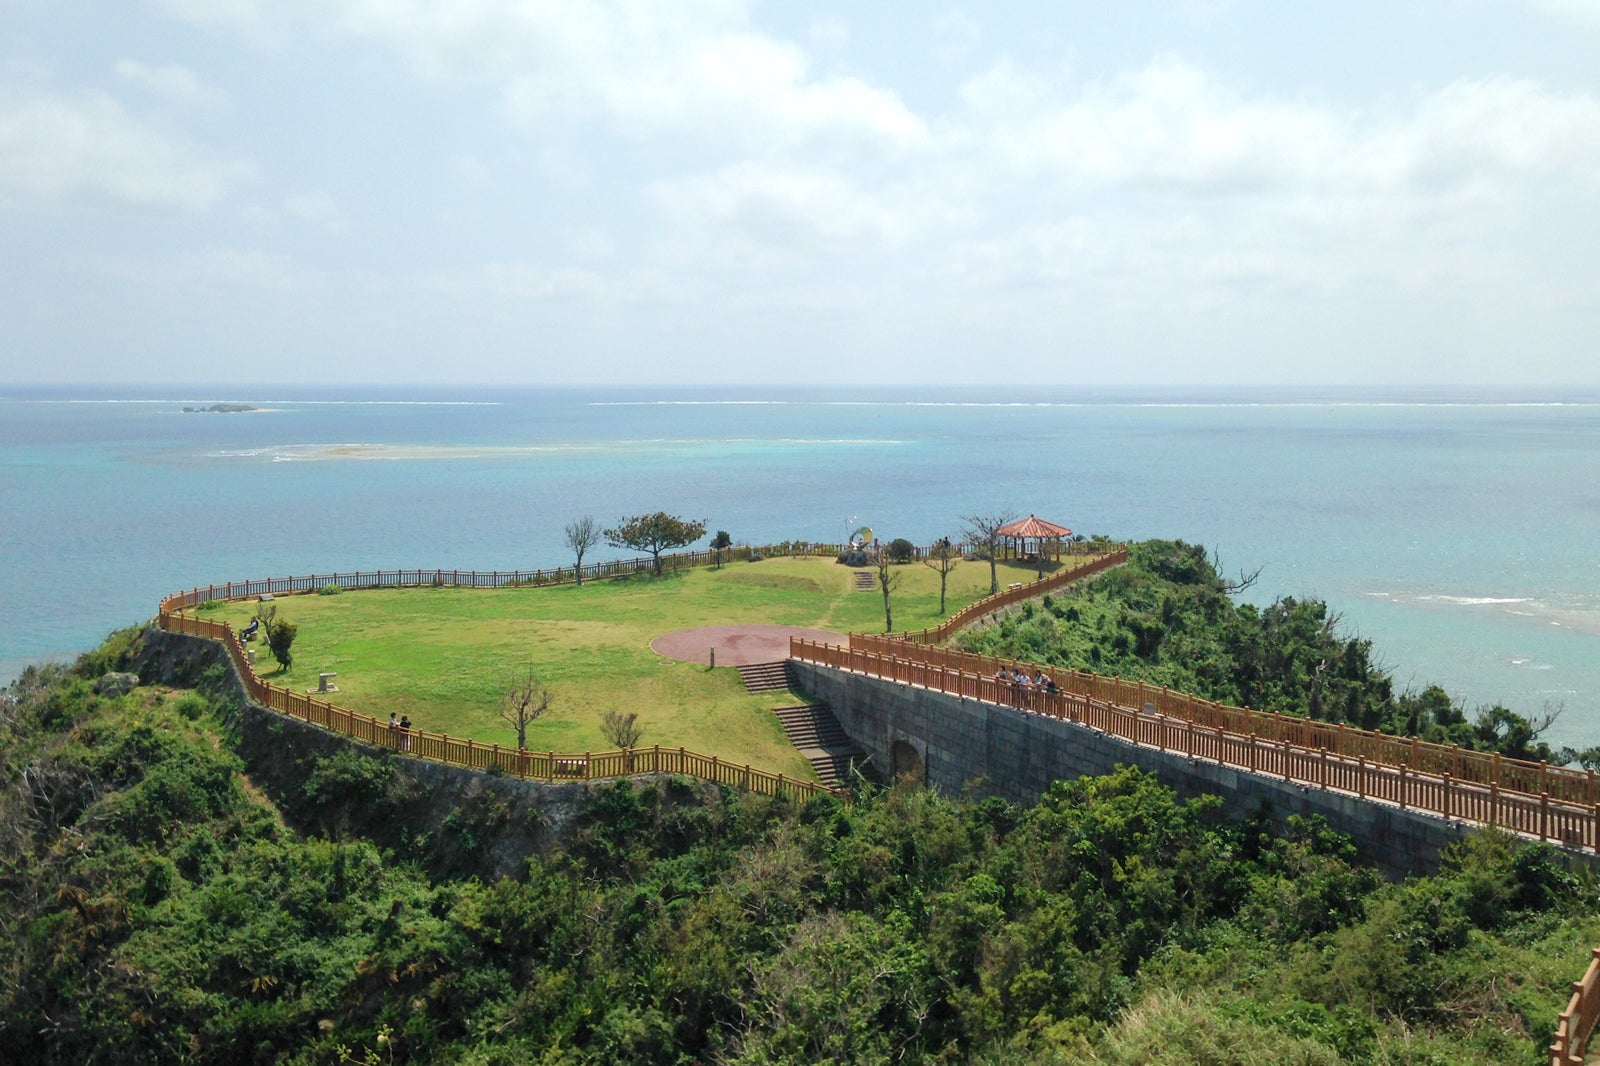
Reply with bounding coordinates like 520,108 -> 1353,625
2,624 -> 1598,1065
960,539 -> 1576,764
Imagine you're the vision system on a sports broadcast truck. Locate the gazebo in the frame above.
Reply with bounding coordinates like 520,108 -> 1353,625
996,514 -> 1073,562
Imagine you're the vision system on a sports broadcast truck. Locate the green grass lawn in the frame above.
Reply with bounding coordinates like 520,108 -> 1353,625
201,553 -> 1081,779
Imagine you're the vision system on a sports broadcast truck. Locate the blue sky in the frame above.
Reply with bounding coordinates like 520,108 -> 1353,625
2,1 -> 1598,387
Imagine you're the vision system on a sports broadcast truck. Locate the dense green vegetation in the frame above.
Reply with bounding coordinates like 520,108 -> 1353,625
959,539 -> 1572,763
2,633 -> 1597,1065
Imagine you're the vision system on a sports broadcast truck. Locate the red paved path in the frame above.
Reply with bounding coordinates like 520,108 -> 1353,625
650,624 -> 847,666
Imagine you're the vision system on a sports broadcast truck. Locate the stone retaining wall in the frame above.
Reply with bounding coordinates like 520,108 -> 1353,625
790,660 -> 1589,880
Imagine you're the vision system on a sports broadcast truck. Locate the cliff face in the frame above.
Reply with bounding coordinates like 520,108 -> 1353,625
133,625 -> 724,879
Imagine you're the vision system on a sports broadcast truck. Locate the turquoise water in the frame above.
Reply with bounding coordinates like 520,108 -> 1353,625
3,384 -> 1597,747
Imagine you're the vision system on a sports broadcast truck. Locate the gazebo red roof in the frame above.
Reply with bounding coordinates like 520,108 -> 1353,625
997,514 -> 1072,539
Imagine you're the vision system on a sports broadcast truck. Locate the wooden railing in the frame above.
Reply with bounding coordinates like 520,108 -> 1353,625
788,637 -> 1600,850
157,538 -> 1014,609
881,549 -> 1128,645
160,542 -> 821,608
1553,949 -> 1600,1065
843,634 -> 1600,814
157,609 -> 844,801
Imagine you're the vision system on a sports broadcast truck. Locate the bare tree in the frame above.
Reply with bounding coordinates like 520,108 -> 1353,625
1209,548 -> 1263,594
874,542 -> 902,633
502,662 -> 554,749
922,536 -> 961,614
565,515 -> 602,586
961,509 -> 1019,595
601,708 -> 644,749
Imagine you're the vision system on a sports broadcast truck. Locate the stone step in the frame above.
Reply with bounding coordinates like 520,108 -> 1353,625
772,702 -> 868,786
806,748 -> 869,786
737,661 -> 792,693
853,570 -> 875,591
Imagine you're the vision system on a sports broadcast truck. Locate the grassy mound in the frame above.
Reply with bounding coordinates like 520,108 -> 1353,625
199,555 -> 1045,776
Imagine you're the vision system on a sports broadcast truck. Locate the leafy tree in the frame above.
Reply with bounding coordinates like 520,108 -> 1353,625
962,509 -> 1019,594
887,537 -> 915,563
923,536 -> 961,614
265,617 -> 297,670
602,708 -> 643,749
604,512 -> 708,576
564,514 -> 601,586
711,529 -> 733,568
502,662 -> 553,749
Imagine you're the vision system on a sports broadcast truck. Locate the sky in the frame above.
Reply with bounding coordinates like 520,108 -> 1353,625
2,0 -> 1598,388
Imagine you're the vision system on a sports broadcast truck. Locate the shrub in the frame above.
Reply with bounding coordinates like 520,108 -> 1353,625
265,618 -> 297,669
889,538 -> 915,563
318,584 -> 343,596
173,692 -> 210,721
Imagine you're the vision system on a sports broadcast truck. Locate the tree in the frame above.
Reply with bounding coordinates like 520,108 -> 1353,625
601,709 -> 643,749
605,512 -> 708,576
564,515 -> 601,586
873,543 -> 902,633
265,618 -> 297,671
711,530 -> 733,568
922,537 -> 961,614
961,509 -> 1019,595
502,662 -> 554,749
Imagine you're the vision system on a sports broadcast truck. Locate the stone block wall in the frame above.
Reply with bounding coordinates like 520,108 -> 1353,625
790,660 -> 1581,880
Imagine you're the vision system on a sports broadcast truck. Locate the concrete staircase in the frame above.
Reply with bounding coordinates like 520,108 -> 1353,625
853,570 -> 875,591
773,702 -> 869,786
737,660 -> 792,694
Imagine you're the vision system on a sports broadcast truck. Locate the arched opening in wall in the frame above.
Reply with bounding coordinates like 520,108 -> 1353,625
891,739 -> 924,783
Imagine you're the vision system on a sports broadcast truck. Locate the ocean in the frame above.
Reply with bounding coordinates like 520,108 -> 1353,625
3,383 -> 1597,748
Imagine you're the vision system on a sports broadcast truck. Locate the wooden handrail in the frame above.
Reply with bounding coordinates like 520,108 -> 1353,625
877,549 -> 1128,645
159,539 -> 1114,611
1553,948 -> 1600,1065
788,637 -> 1599,850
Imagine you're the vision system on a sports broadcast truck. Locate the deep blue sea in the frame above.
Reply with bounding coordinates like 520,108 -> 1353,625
3,384 -> 1597,747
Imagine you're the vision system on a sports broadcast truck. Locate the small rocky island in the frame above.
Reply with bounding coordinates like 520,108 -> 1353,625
182,402 -> 256,413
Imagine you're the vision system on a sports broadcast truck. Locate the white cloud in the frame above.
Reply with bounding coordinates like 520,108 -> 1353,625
963,58 -> 1600,201
159,0 -> 931,159
419,261 -> 605,302
1530,0 -> 1600,24
104,247 -> 306,292
0,87 -> 247,209
932,10 -> 982,62
284,190 -> 350,234
651,160 -> 951,259
113,60 -> 228,110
